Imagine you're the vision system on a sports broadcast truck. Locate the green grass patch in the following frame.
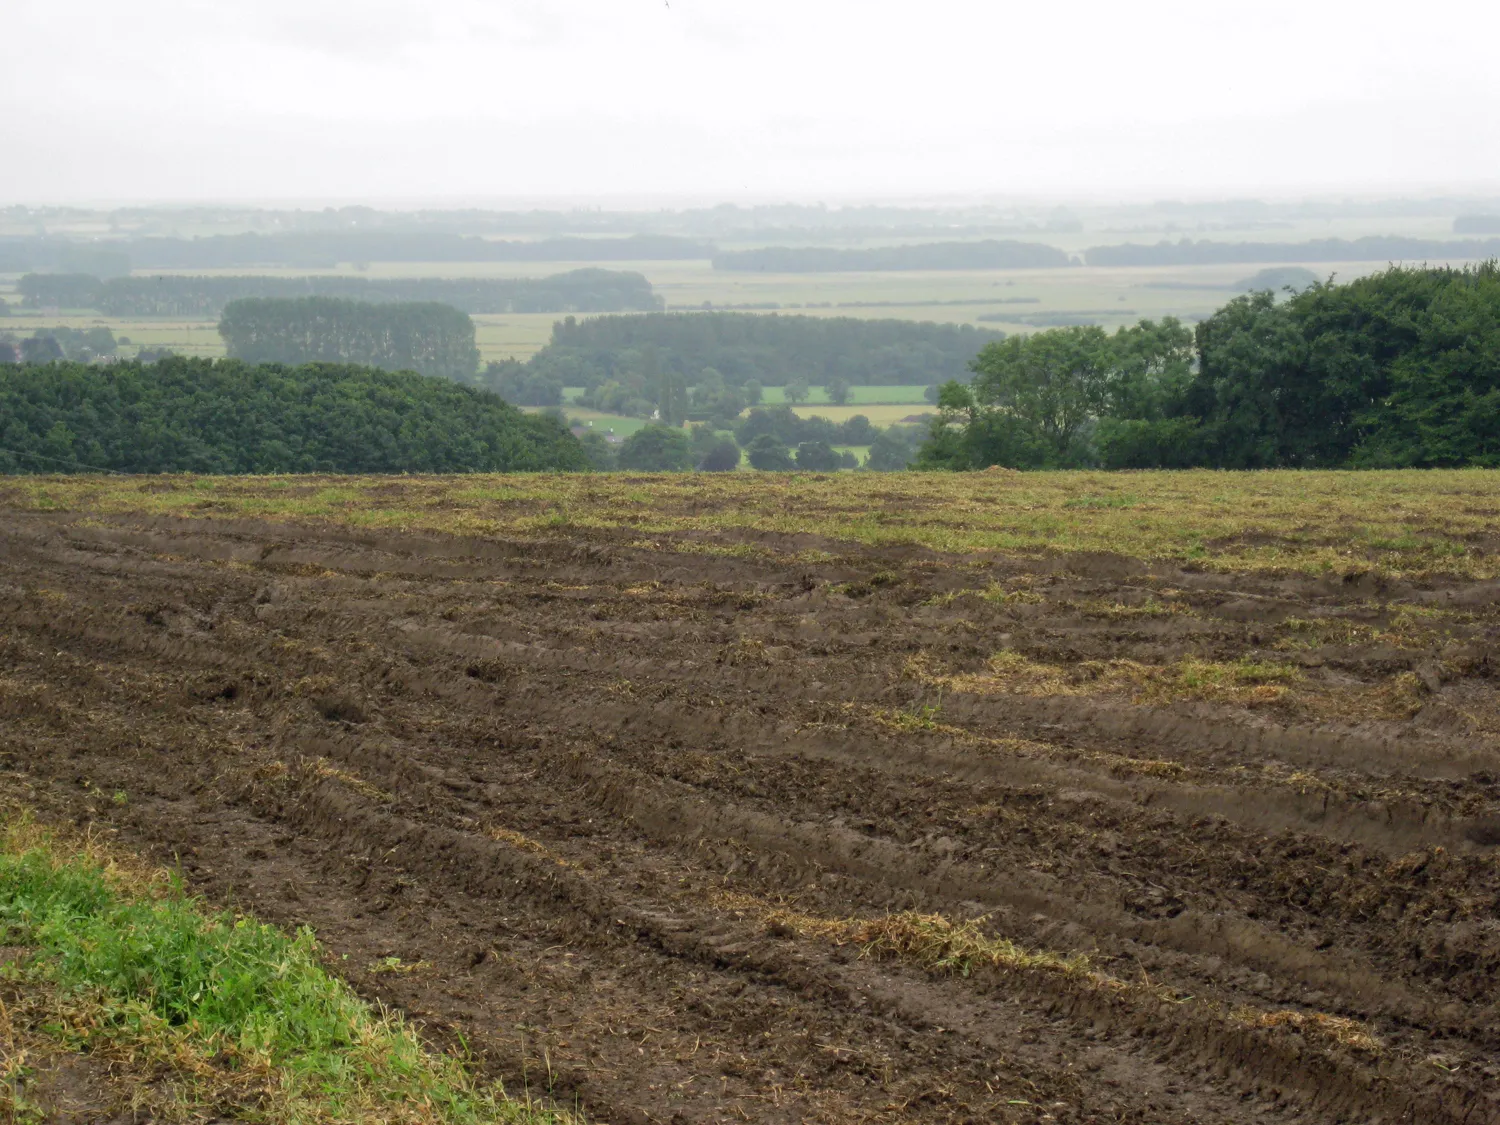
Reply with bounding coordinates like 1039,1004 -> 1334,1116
0,816 -> 575,1125
757,384 -> 933,406
1062,493 -> 1140,510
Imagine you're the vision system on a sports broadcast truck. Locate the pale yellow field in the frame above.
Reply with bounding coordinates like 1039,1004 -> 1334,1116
784,403 -> 934,425
1,255 -> 1443,365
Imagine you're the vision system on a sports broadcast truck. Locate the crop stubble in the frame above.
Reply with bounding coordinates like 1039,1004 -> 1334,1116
1,477 -> 1499,1124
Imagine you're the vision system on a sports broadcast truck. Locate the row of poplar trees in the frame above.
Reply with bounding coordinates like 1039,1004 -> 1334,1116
219,297 -> 480,382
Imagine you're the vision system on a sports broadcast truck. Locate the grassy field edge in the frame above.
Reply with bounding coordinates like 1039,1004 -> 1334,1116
0,804 -> 579,1125
3,468 -> 1497,580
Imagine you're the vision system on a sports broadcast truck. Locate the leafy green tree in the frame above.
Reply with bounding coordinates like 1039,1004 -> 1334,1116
839,414 -> 876,444
745,433 -> 794,471
968,327 -> 1110,464
784,378 -> 811,405
826,377 -> 851,405
1094,417 -> 1203,469
1186,292 -> 1310,466
692,368 -> 727,409
616,424 -> 693,471
915,381 -> 1050,470
577,430 -> 617,471
795,440 -> 842,471
1336,264 -> 1500,466
1105,318 -> 1195,420
698,438 -> 742,471
743,379 -> 763,406
866,426 -> 922,471
689,367 -> 746,426
484,359 -> 563,406
1092,317 -> 1202,468
20,336 -> 64,364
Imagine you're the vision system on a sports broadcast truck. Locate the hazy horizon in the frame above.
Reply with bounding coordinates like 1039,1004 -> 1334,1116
5,0 -> 1499,204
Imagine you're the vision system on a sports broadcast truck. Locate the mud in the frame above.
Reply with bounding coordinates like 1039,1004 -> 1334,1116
2,510 -> 1500,1124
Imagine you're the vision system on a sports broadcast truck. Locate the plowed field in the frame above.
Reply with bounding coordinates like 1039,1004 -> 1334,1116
2,476 -> 1499,1124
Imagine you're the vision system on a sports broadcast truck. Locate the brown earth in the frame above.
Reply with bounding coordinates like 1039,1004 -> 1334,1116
2,510 -> 1499,1124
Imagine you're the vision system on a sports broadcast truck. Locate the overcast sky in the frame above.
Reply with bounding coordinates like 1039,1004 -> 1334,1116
5,0 -> 1499,204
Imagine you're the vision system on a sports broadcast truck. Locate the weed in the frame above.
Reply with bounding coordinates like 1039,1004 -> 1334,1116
981,584 -> 1044,605
871,701 -> 944,732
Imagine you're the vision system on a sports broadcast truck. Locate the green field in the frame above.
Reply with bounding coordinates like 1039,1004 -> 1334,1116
788,403 -> 933,425
546,407 -> 653,438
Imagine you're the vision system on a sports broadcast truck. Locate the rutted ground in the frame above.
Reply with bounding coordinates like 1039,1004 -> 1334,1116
2,508 -> 1498,1124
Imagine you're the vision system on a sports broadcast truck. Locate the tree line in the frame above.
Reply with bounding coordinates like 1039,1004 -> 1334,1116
922,263 -> 1500,470
575,411 -> 927,474
17,269 -> 661,317
219,298 -> 480,382
515,312 -> 1004,410
0,238 -> 131,278
1083,237 -> 1500,268
0,325 -> 121,365
13,230 -> 1500,278
0,358 -> 586,474
2,233 -> 711,273
712,240 -> 1073,272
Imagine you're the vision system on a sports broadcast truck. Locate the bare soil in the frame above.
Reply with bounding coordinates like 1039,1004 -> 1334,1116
2,511 -> 1498,1124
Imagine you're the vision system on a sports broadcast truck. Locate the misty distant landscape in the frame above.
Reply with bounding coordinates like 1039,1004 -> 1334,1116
5,2 -> 1500,1124
4,196 -> 1500,474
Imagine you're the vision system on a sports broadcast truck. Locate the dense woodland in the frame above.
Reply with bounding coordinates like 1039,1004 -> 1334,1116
0,358 -> 585,474
0,239 -> 131,278
219,298 -> 480,382
503,312 -> 1003,414
923,263 -> 1500,470
17,270 -> 660,317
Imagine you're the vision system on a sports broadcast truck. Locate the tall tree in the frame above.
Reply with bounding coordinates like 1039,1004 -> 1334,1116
617,424 -> 693,471
968,327 -> 1111,463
